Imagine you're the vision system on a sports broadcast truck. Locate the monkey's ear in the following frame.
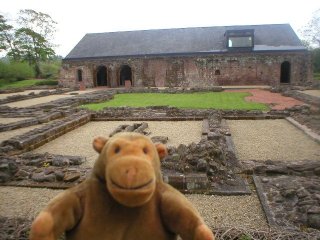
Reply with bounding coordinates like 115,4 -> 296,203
155,143 -> 168,160
93,136 -> 108,153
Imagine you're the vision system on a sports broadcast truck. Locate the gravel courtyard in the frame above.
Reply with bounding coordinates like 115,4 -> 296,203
227,119 -> 320,161
33,121 -> 203,167
299,90 -> 320,98
0,187 -> 268,230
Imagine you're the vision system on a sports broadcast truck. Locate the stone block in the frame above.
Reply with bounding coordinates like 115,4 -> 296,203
163,174 -> 185,190
32,172 -> 56,182
207,132 -> 221,141
63,171 -> 81,182
202,119 -> 209,135
185,174 -> 209,191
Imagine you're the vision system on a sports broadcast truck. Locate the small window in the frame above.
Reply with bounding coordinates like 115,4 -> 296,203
215,70 -> 220,75
228,36 -> 252,48
225,29 -> 254,49
77,69 -> 82,82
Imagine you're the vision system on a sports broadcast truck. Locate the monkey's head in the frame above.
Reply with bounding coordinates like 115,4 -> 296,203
92,132 -> 167,207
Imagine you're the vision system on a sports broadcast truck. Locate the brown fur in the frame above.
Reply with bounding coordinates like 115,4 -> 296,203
30,132 -> 214,240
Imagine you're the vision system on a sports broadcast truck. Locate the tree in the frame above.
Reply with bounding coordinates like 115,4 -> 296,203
13,9 -> 57,77
13,27 -> 55,76
16,9 -> 57,45
0,15 -> 20,60
301,9 -> 320,47
1,10 -> 57,78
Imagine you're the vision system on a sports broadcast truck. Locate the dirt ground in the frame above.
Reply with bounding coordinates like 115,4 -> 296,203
226,89 -> 305,110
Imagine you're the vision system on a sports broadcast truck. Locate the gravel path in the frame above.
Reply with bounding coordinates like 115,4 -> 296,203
185,194 -> 268,229
3,94 -> 74,108
227,119 -> 320,161
0,117 -> 31,124
68,89 -> 99,95
33,121 -> 202,167
0,186 -> 268,230
0,187 -> 62,220
299,90 -> 320,98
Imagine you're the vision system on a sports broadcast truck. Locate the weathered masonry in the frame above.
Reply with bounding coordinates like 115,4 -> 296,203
60,24 -> 313,88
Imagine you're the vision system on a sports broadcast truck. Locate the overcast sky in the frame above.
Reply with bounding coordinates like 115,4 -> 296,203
2,0 -> 320,57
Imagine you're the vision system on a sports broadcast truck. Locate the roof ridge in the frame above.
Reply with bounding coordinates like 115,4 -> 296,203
86,23 -> 291,35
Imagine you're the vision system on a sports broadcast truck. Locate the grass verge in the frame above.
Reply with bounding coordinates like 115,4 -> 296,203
81,92 -> 268,111
0,79 -> 58,89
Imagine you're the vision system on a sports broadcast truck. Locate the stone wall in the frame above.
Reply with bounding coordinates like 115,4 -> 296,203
60,51 -> 313,88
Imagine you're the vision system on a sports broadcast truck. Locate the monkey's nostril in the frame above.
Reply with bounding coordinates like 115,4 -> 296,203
124,167 -> 137,182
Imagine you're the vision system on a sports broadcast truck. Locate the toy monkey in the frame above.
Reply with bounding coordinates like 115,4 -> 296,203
30,132 -> 214,240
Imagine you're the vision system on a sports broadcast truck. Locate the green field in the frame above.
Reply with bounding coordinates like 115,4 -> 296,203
314,72 -> 320,81
81,92 -> 268,111
0,79 -> 58,89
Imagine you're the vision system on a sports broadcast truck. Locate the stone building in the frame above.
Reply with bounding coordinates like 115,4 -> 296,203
60,24 -> 312,88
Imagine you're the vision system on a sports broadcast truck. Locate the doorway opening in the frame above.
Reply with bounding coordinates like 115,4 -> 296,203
97,66 -> 108,86
77,69 -> 82,82
280,61 -> 290,84
120,65 -> 132,86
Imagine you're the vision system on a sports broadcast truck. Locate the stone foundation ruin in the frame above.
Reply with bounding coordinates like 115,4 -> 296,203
0,86 -> 319,238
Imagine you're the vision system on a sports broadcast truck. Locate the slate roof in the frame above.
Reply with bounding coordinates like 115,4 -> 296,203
65,24 -> 306,59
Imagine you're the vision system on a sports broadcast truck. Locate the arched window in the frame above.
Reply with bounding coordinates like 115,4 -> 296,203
215,69 -> 221,75
280,61 -> 290,84
77,69 -> 82,82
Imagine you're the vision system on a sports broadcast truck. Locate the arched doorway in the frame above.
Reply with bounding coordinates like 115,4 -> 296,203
96,66 -> 108,86
280,61 -> 290,84
120,65 -> 132,86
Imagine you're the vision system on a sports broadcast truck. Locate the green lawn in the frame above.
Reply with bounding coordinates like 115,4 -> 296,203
0,79 -> 58,89
81,92 -> 268,111
314,72 -> 320,81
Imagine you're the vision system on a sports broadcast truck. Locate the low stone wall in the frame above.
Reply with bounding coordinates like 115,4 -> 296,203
0,89 -> 71,105
92,106 -> 289,121
241,160 -> 320,230
0,111 -> 91,155
283,90 -> 320,107
0,112 -> 63,132
0,153 -> 86,186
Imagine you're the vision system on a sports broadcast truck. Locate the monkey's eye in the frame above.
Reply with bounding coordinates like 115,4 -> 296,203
143,147 -> 149,154
114,146 -> 121,154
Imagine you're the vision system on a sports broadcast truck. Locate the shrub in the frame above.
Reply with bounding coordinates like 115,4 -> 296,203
35,80 -> 58,86
311,48 -> 320,72
0,61 -> 35,81
39,60 -> 61,79
0,61 -> 9,79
